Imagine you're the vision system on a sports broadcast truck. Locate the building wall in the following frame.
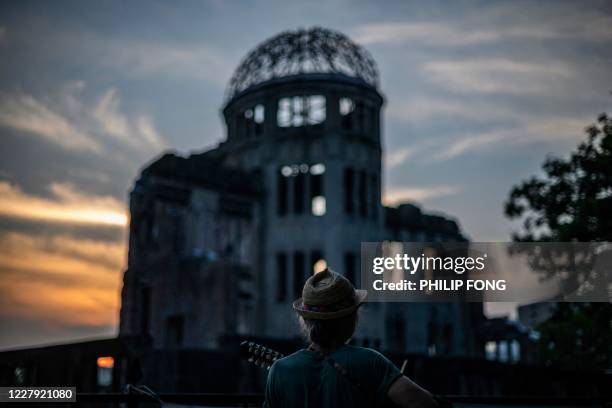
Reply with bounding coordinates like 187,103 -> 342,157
219,76 -> 387,344
120,74 -> 483,356
120,173 -> 261,348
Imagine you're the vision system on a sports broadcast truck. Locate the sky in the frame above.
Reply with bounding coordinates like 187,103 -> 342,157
0,0 -> 611,350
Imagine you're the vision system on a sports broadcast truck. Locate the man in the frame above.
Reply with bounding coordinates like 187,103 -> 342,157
264,268 -> 439,408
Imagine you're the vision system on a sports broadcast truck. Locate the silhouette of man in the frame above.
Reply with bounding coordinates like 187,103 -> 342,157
264,268 -> 439,408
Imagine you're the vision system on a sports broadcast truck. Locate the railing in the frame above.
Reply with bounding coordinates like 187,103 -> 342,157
76,393 -> 611,408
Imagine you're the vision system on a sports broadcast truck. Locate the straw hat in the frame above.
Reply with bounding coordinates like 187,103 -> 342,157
293,268 -> 367,320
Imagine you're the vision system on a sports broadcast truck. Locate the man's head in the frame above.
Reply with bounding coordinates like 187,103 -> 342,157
293,268 -> 367,348
299,311 -> 359,349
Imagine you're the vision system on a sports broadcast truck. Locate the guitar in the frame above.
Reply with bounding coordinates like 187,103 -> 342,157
239,340 -> 452,408
240,340 -> 284,370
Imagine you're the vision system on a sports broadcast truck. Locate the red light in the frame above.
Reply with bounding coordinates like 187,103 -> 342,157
97,356 -> 114,368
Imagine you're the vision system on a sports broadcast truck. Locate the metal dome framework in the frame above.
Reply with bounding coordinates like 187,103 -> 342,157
226,27 -> 379,100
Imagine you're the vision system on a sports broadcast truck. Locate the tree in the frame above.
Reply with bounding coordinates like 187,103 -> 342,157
505,113 -> 612,242
504,113 -> 612,370
534,303 -> 611,370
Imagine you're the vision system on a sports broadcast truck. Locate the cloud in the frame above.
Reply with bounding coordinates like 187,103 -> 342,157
29,22 -> 233,85
0,277 -> 118,327
0,84 -> 165,155
0,232 -> 123,285
93,88 -> 164,149
0,181 -> 128,226
433,132 -> 505,161
422,58 -> 574,95
2,10 -> 233,85
383,185 -> 461,205
385,91 -> 599,164
354,21 -> 612,47
0,92 -> 102,152
387,96 -> 520,123
101,41 -> 232,84
0,231 -> 124,337
433,116 -> 592,160
354,8 -> 612,46
43,234 -> 124,271
385,146 -> 418,168
355,22 -> 509,47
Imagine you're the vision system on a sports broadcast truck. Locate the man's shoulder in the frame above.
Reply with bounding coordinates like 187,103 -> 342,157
272,345 -> 389,371
340,345 -> 387,360
271,349 -> 311,371
337,345 -> 399,372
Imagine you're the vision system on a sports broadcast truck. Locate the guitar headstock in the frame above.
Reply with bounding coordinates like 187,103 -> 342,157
240,340 -> 284,370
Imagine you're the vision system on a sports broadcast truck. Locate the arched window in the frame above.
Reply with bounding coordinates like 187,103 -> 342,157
278,163 -> 326,216
278,96 -> 326,127
240,104 -> 264,138
340,97 -> 354,130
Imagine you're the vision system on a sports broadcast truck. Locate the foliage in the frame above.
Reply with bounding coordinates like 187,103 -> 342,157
505,113 -> 612,370
535,303 -> 611,370
505,113 -> 612,242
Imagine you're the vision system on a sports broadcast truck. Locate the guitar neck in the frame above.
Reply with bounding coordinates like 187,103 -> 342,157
240,340 -> 285,370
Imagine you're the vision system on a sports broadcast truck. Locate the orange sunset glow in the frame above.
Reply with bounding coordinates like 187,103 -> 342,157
0,181 -> 128,349
0,181 -> 128,227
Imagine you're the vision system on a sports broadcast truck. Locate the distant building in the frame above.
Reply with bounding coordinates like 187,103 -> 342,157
119,27 -> 485,357
481,317 -> 539,364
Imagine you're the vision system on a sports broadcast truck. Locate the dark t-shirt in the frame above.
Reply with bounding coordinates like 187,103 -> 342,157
264,345 -> 402,408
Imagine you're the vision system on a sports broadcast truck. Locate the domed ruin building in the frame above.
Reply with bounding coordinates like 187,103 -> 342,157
119,27 -> 484,356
